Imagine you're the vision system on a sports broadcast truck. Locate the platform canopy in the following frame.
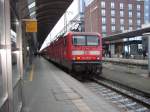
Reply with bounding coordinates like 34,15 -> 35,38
27,0 -> 73,47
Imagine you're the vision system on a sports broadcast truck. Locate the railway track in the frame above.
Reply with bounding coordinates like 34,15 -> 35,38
83,77 -> 150,112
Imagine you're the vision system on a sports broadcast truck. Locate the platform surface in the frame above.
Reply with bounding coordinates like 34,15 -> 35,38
103,62 -> 150,94
22,57 -> 120,112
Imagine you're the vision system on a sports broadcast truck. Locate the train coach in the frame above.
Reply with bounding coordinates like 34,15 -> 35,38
43,32 -> 103,78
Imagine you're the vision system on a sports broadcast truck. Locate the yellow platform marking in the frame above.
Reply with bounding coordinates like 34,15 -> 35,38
29,64 -> 34,81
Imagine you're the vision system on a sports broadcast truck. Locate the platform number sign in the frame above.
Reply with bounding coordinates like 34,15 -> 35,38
25,20 -> 37,32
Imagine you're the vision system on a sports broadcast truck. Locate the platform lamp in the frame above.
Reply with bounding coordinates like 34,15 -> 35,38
143,32 -> 150,77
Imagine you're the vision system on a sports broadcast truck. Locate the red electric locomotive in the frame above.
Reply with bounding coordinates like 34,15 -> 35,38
45,32 -> 103,78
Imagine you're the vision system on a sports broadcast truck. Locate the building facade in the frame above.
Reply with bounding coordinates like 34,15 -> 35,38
85,0 -> 144,58
85,0 -> 144,37
144,0 -> 150,23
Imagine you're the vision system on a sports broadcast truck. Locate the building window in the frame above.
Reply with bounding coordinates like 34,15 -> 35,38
111,2 -> 115,9
137,19 -> 141,25
101,1 -> 105,8
120,19 -> 124,25
137,4 -> 140,10
120,26 -> 125,31
102,25 -> 106,32
129,19 -> 132,25
102,33 -> 106,37
102,17 -> 106,24
120,3 -> 124,9
111,10 -> 115,17
111,25 -> 115,32
111,18 -> 115,24
129,26 -> 133,30
120,11 -> 124,17
101,9 -> 105,16
129,11 -> 132,18
137,12 -> 141,18
128,4 -> 132,10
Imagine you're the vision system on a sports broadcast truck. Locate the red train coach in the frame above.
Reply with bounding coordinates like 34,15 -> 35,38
45,32 -> 103,78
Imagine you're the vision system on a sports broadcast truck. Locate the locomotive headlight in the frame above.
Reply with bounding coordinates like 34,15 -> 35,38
89,51 -> 101,55
72,50 -> 84,55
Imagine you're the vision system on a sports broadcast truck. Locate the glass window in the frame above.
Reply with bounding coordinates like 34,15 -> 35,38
72,36 -> 99,46
120,19 -> 124,25
120,26 -> 125,31
102,25 -> 106,32
102,17 -> 106,24
111,10 -> 115,17
101,1 -> 105,8
87,36 -> 99,46
137,12 -> 141,18
101,9 -> 105,16
137,19 -> 141,25
129,19 -> 132,25
73,36 -> 86,45
120,3 -> 124,9
129,11 -> 132,18
128,4 -> 132,10
0,53 -> 3,98
129,26 -> 133,30
137,4 -> 140,10
111,18 -> 115,24
120,11 -> 124,17
111,2 -> 115,9
111,26 -> 115,32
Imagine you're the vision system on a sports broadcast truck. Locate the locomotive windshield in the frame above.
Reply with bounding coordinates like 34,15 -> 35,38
73,35 -> 99,46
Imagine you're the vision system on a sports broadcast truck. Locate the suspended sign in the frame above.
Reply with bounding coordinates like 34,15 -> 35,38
25,19 -> 37,32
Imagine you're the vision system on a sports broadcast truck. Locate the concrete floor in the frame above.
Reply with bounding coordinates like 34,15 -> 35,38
21,57 -> 120,112
103,63 -> 150,94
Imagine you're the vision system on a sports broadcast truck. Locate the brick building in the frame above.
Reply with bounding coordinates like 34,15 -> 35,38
85,0 -> 144,57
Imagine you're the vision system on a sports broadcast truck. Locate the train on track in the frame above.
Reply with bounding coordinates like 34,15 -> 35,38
41,32 -> 103,78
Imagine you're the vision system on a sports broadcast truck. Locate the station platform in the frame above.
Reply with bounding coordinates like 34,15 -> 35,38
21,57 -> 120,112
104,57 -> 148,66
103,62 -> 150,95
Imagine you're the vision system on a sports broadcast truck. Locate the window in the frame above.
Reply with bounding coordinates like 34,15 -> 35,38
129,26 -> 133,30
129,11 -> 132,18
0,54 -> 3,98
101,9 -> 105,16
111,2 -> 115,9
87,36 -> 99,46
137,12 -> 141,18
101,1 -> 105,8
137,19 -> 141,25
111,10 -> 115,17
102,25 -> 106,32
111,18 -> 115,24
120,11 -> 124,17
120,3 -> 124,9
120,19 -> 124,25
137,4 -> 140,10
129,19 -> 132,25
102,17 -> 106,24
73,36 -> 86,45
72,36 -> 99,46
128,4 -> 132,10
120,26 -> 125,31
111,26 -> 115,32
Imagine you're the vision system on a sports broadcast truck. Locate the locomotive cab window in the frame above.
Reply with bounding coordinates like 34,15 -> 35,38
73,35 -> 99,46
73,36 -> 86,45
87,36 -> 99,46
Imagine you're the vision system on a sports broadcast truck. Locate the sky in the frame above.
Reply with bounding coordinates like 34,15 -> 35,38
40,0 -> 80,51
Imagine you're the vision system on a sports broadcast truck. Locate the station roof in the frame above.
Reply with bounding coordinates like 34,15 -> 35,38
28,0 -> 73,47
103,27 -> 150,42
